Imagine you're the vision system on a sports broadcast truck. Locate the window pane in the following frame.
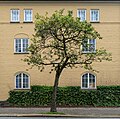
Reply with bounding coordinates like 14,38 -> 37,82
82,39 -> 89,52
91,11 -> 94,21
82,39 -> 96,53
16,74 -> 22,88
82,73 -> 88,88
11,10 -> 19,22
15,38 -> 28,53
91,10 -> 99,22
89,39 -> 95,52
15,39 -> 21,52
24,9 -> 32,22
16,73 -> 29,89
82,73 -> 96,89
78,9 -> 86,21
89,73 -> 95,88
23,73 -> 29,88
95,11 -> 98,21
22,39 -> 28,52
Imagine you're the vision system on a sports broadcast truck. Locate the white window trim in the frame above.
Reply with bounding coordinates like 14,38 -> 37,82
81,39 -> 96,53
90,9 -> 100,22
24,9 -> 33,22
15,73 -> 30,89
14,38 -> 29,53
77,9 -> 86,21
81,73 -> 96,89
10,9 -> 20,22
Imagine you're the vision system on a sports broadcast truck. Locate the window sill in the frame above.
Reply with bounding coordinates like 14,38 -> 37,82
14,52 -> 29,54
14,88 -> 30,91
10,21 -> 20,23
90,21 -> 100,23
82,51 -> 96,54
81,88 -> 97,90
23,21 -> 33,23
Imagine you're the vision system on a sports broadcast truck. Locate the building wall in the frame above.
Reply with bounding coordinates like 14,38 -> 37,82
0,1 -> 120,100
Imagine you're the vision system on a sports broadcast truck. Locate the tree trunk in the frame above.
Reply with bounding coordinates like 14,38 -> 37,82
50,57 -> 69,112
50,69 -> 61,112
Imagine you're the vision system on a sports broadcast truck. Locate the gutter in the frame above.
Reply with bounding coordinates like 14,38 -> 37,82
0,114 -> 120,118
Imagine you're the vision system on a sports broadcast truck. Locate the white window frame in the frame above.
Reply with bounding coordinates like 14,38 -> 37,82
81,73 -> 96,89
90,9 -> 99,22
77,9 -> 86,21
14,38 -> 29,53
15,73 -> 30,89
81,39 -> 96,53
24,9 -> 33,22
11,9 -> 20,22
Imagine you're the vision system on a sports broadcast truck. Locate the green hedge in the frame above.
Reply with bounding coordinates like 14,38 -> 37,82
7,86 -> 120,107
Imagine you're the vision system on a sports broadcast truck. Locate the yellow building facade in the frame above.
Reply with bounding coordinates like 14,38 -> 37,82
0,0 -> 120,101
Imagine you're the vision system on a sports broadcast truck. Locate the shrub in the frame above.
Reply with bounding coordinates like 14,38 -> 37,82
7,86 -> 120,107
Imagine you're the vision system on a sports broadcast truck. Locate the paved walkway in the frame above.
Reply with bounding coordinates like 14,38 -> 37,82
0,107 -> 120,118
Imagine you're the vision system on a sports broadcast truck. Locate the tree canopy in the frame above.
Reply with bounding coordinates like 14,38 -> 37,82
24,9 -> 112,112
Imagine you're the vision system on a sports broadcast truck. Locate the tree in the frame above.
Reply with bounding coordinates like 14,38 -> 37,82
24,9 -> 112,112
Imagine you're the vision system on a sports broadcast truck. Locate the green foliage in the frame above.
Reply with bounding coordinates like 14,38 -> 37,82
24,9 -> 112,111
8,86 -> 120,107
24,9 -> 112,72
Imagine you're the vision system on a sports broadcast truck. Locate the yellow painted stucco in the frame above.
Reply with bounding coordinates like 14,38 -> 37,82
0,1 -> 120,100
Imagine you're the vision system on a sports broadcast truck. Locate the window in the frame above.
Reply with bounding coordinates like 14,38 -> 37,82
24,9 -> 32,22
77,9 -> 86,21
81,73 -> 96,89
90,9 -> 99,22
15,73 -> 30,89
82,39 -> 96,53
14,38 -> 28,53
11,9 -> 20,22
